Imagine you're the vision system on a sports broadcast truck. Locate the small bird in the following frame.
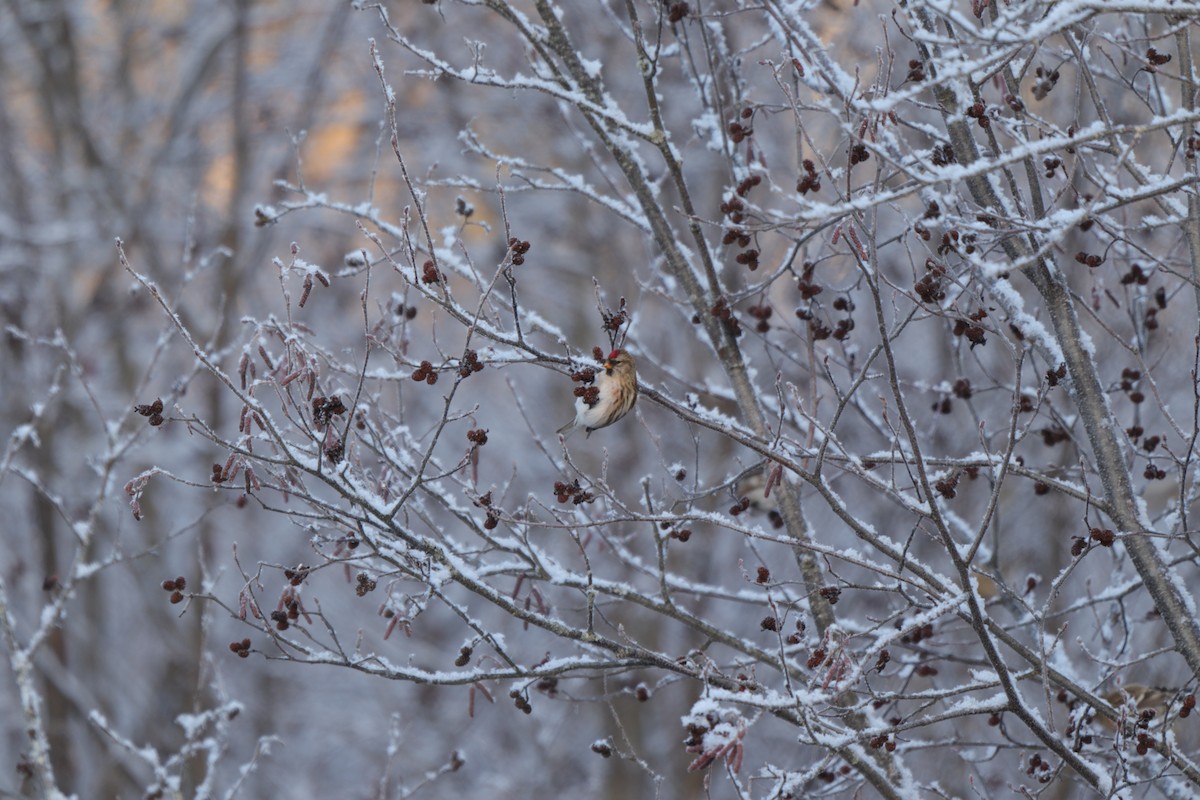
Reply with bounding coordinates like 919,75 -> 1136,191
1099,684 -> 1189,730
735,463 -> 781,512
557,349 -> 638,438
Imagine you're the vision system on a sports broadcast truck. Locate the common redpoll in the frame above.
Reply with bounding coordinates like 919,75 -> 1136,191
1098,685 -> 1189,730
735,463 -> 783,512
557,349 -> 638,438
732,463 -> 787,528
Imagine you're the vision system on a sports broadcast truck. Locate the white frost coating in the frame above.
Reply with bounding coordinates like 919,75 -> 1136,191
678,394 -> 756,438
438,224 -> 461,252
816,482 -> 955,581
942,692 -> 1007,716
289,257 -> 327,278
10,423 -> 38,448
981,275 -> 1065,365
692,108 -> 724,154
518,309 -> 569,345
427,561 -> 453,590
461,162 -> 646,231
397,34 -> 656,139
90,709 -> 161,764
969,668 -> 999,684
177,711 -> 206,739
1161,542 -> 1200,619
39,603 -> 62,633
681,695 -> 726,725
1075,325 -> 1095,360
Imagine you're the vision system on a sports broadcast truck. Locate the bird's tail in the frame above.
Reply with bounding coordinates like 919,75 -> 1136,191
556,419 -> 576,437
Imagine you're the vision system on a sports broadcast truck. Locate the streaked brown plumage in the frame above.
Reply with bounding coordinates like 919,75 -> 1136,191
557,349 -> 638,438
1098,685 -> 1190,731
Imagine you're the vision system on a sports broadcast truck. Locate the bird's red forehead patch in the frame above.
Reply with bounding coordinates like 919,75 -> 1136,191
608,349 -> 620,360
